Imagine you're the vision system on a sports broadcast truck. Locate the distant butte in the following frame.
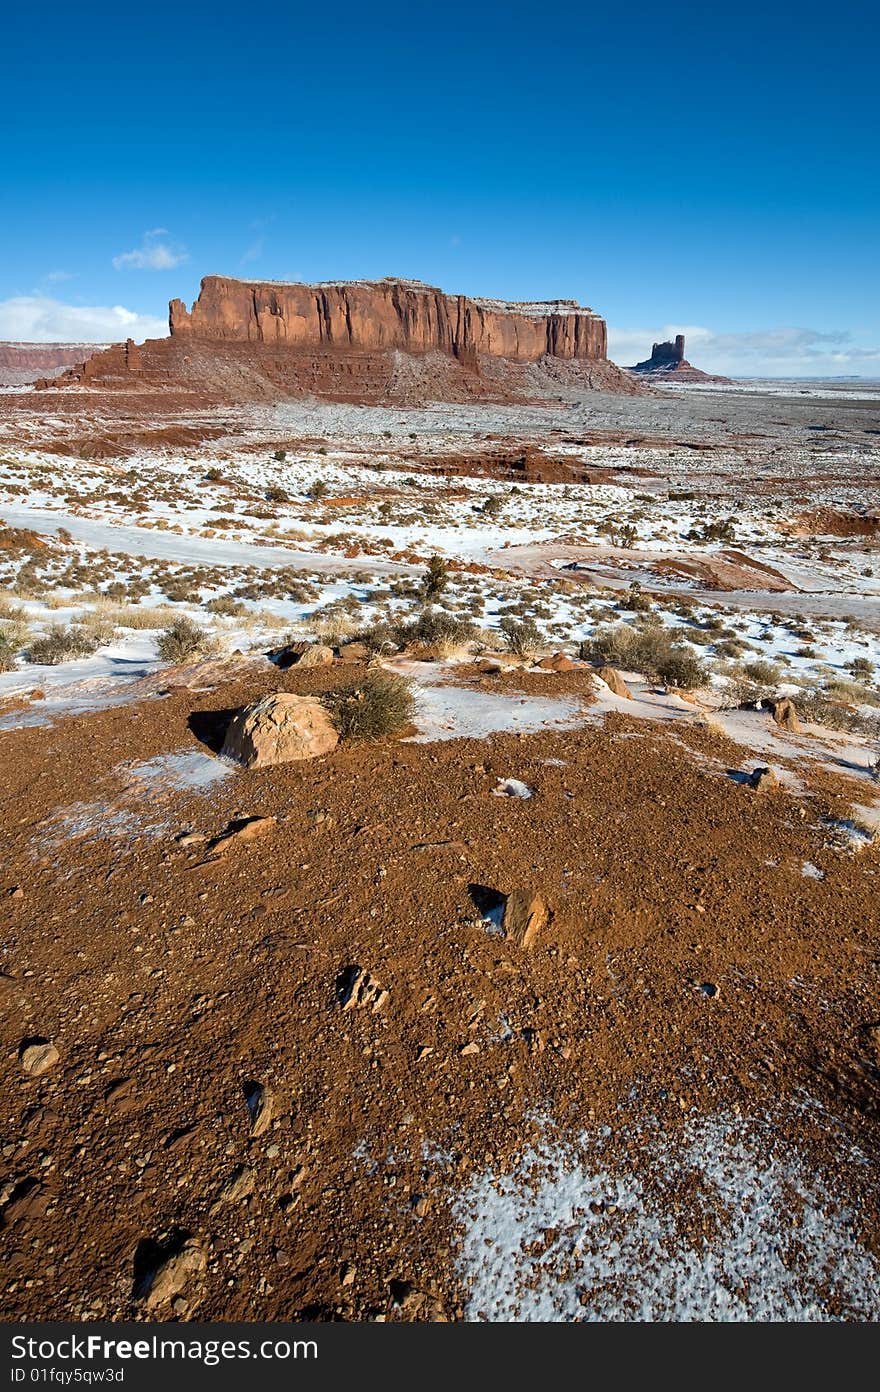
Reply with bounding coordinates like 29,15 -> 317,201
627,333 -> 731,384
35,275 -> 646,405
0,342 -> 106,387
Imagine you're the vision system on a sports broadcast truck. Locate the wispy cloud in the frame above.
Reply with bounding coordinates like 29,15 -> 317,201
113,229 -> 188,272
44,269 -> 75,284
240,237 -> 265,265
0,295 -> 169,343
608,323 -> 880,377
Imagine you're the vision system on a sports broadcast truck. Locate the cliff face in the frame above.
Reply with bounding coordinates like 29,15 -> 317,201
168,276 -> 608,363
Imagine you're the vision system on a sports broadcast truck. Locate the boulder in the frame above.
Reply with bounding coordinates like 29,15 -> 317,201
502,891 -> 550,949
337,641 -> 371,662
537,652 -> 575,672
772,698 -> 802,734
293,643 -> 334,669
222,694 -> 339,769
272,641 -> 334,670
595,665 -> 632,699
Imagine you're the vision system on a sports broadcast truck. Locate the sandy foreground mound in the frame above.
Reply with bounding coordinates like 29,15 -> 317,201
2,657 -> 879,1321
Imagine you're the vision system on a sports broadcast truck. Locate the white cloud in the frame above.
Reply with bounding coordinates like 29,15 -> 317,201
0,295 -> 169,343
44,269 -> 75,284
608,323 -> 880,378
113,229 -> 188,271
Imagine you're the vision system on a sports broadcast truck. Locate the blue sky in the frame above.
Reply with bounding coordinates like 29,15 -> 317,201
3,0 -> 878,375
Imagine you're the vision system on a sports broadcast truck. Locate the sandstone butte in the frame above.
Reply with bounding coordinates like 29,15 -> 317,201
626,332 -> 732,385
37,275 -> 643,404
168,275 -> 608,361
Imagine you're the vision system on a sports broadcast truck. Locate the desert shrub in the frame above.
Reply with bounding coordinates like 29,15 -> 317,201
355,620 -> 401,654
743,659 -> 783,685
0,595 -> 27,620
421,555 -> 450,600
499,615 -> 545,658
848,657 -> 875,681
305,612 -> 359,647
266,485 -> 289,503
156,616 -> 213,663
795,689 -> 880,735
395,607 -> 477,659
309,480 -> 329,501
589,622 -> 705,687
272,449 -> 287,462
822,679 -> 880,709
692,517 -> 737,543
0,635 -> 18,672
653,647 -> 707,690
481,495 -> 504,519
205,467 -> 223,482
27,625 -> 100,665
398,608 -> 476,646
0,613 -> 30,651
164,584 -> 202,604
618,587 -> 652,614
206,595 -> 250,617
324,671 -> 416,742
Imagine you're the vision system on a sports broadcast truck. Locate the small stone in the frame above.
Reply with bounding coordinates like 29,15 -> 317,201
214,1164 -> 255,1206
8,886 -> 24,900
140,1238 -> 206,1311
209,816 -> 276,856
337,966 -> 389,1013
502,890 -> 550,949
771,698 -> 802,734
340,1262 -> 356,1287
750,765 -> 779,792
19,1039 -> 59,1077
244,1082 -> 274,1137
459,1042 -> 480,1056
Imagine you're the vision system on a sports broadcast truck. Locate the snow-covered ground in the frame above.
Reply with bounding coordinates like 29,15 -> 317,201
1,381 -> 878,813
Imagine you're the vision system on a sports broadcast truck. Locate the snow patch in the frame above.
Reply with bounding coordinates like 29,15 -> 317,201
453,1113 -> 880,1321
